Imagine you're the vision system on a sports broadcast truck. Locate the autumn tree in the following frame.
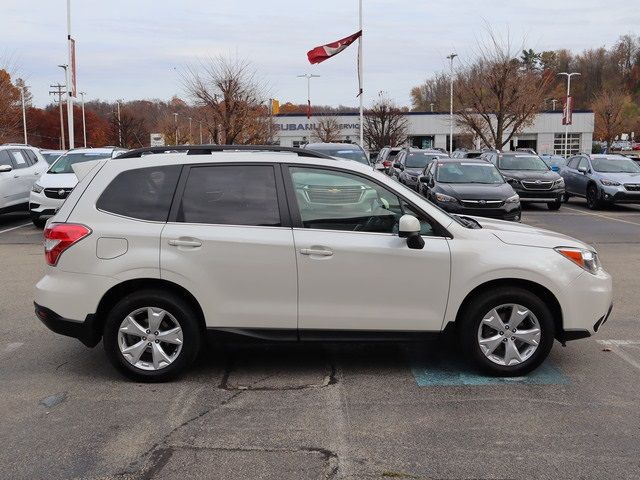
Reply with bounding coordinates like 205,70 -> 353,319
183,56 -> 273,144
363,92 -> 408,150
312,116 -> 342,142
410,73 -> 449,111
108,107 -> 146,148
0,69 -> 21,143
453,34 -> 552,150
592,89 -> 630,148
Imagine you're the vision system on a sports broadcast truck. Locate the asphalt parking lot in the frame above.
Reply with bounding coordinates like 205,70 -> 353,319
1,201 -> 639,480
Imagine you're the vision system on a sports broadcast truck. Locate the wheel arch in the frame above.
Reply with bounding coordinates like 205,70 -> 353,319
94,278 -> 206,338
454,278 -> 563,336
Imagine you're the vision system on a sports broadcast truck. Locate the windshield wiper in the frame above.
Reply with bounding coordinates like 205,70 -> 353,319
454,215 -> 482,229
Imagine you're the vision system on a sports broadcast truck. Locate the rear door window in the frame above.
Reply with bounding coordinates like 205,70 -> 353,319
176,165 -> 281,227
97,165 -> 181,221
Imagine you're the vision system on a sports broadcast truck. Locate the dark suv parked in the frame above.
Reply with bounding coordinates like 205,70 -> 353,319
393,148 -> 448,189
481,152 -> 565,210
419,158 -> 521,221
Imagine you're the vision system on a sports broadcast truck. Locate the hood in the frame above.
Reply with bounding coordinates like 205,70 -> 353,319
438,182 -> 515,200
472,217 -> 593,250
35,172 -> 78,189
597,171 -> 640,183
500,169 -> 560,181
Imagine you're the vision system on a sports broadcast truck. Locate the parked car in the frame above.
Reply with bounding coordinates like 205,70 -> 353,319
0,145 -> 49,217
418,157 -> 521,221
29,147 -> 127,228
610,140 -> 632,151
374,147 -> 402,174
451,149 -> 484,159
394,148 -> 448,189
515,148 -> 537,155
39,149 -> 66,165
481,152 -> 565,210
35,145 -> 612,381
561,154 -> 640,209
540,154 -> 568,172
302,142 -> 369,165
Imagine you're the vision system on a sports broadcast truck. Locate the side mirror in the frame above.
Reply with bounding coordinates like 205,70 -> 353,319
551,166 -> 559,172
578,166 -> 587,173
419,175 -> 428,183
393,162 -> 403,170
398,214 -> 425,250
0,164 -> 12,173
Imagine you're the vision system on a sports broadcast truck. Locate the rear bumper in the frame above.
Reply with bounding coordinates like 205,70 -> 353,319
34,302 -> 100,347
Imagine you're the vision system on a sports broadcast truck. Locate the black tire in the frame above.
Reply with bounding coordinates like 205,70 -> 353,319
586,184 -> 601,210
562,192 -> 571,203
547,199 -> 562,210
103,290 -> 202,382
458,287 -> 556,376
31,216 -> 46,229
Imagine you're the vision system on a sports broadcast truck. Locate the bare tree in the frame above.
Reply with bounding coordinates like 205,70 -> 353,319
311,116 -> 342,142
109,108 -> 146,148
363,92 -> 408,150
453,32 -> 553,150
592,88 -> 630,148
183,56 -> 273,145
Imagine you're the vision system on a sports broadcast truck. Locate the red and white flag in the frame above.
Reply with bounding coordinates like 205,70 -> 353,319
307,30 -> 362,64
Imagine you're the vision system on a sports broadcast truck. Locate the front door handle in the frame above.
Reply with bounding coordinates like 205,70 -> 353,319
300,248 -> 333,257
168,238 -> 202,248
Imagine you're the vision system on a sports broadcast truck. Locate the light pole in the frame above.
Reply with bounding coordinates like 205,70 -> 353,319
297,74 -> 320,127
173,113 -> 179,145
188,117 -> 192,144
551,99 -> 557,111
79,92 -> 87,147
429,102 -> 434,113
116,100 -> 122,147
558,72 -> 580,157
18,85 -> 27,144
446,53 -> 457,156
198,120 -> 203,144
65,0 -> 75,148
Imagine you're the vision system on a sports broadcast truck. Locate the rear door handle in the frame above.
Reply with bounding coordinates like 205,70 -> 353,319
300,248 -> 333,257
168,238 -> 202,248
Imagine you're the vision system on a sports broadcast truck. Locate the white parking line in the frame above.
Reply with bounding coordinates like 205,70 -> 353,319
597,340 -> 640,371
0,222 -> 32,235
3,342 -> 24,354
562,207 -> 640,227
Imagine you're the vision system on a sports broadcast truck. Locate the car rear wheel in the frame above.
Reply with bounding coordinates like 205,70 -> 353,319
547,199 -> 562,210
458,288 -> 555,376
586,184 -> 601,210
103,290 -> 202,382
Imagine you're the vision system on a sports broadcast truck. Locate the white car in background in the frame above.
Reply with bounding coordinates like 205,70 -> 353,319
0,145 -> 49,217
34,145 -> 613,382
29,147 -> 126,227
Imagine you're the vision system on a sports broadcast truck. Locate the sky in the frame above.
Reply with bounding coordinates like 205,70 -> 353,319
2,0 -> 639,109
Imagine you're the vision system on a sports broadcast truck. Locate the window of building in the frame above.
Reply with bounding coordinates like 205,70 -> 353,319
554,133 -> 581,156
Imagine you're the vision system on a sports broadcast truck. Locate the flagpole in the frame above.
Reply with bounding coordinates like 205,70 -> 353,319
358,0 -> 363,147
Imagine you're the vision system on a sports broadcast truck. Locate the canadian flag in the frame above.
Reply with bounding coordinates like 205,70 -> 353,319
307,30 -> 362,64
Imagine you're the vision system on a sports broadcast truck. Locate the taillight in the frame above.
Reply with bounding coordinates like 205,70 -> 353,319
383,160 -> 391,167
44,223 -> 91,266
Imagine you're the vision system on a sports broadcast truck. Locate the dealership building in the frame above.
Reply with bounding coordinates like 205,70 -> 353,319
273,111 -> 594,155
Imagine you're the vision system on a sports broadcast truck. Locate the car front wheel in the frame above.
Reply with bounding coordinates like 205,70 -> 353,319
586,184 -> 601,210
103,290 -> 202,382
459,288 -> 555,376
547,199 -> 562,210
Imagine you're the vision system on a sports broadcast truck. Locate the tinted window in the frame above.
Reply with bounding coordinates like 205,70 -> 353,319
24,150 -> 38,166
177,165 -> 280,226
0,150 -> 12,167
405,152 -> 441,168
497,155 -> 548,171
9,150 -> 29,169
592,157 -> 640,173
436,162 -> 504,184
577,158 -> 589,171
97,166 -> 181,221
290,167 -> 434,235
567,157 -> 580,169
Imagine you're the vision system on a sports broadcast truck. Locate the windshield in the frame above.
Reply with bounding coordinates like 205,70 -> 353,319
322,148 -> 369,164
436,162 -> 505,184
498,154 -> 549,171
49,151 -> 112,174
592,157 -> 640,173
41,152 -> 63,165
405,153 -> 442,168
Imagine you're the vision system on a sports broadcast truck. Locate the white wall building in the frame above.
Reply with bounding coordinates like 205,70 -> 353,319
273,111 -> 594,155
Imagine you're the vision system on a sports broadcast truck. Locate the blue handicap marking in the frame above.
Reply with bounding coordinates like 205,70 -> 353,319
407,349 -> 569,386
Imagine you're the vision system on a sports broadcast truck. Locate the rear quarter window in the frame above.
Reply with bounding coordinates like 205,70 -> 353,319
96,165 -> 181,222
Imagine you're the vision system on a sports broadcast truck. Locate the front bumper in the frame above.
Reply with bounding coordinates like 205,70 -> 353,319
600,185 -> 640,204
435,200 -> 521,221
512,186 -> 564,203
34,303 -> 100,347
29,190 -> 65,217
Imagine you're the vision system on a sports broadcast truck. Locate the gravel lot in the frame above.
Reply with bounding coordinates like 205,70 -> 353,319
1,200 -> 639,479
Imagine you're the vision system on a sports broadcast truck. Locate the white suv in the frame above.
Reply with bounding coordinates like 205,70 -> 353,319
29,147 -> 127,227
0,145 -> 48,216
34,146 -> 613,382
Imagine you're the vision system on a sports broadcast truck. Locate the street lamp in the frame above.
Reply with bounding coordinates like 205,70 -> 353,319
188,116 -> 193,144
116,100 -> 122,147
446,53 -> 458,156
558,72 -> 580,157
18,85 -> 27,144
173,113 -> 179,145
297,74 -> 320,124
79,91 -> 87,147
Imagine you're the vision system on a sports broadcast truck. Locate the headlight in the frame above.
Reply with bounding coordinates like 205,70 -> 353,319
434,193 -> 457,203
600,179 -> 620,186
505,194 -> 520,203
554,178 -> 565,187
555,247 -> 601,274
32,183 -> 44,194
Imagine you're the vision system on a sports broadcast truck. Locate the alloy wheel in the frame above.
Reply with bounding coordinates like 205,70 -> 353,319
477,303 -> 541,366
117,307 -> 184,371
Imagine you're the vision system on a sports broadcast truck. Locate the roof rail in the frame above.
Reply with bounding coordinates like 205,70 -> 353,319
116,144 -> 335,160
